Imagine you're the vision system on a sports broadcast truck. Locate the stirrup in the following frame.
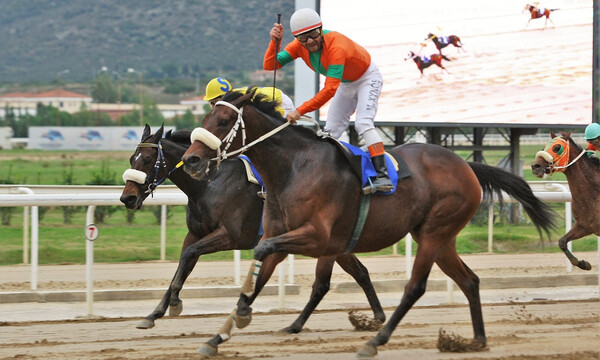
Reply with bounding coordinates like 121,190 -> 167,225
257,190 -> 267,200
362,178 -> 376,195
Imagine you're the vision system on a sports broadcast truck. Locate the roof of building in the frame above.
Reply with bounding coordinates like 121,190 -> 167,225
0,89 -> 90,99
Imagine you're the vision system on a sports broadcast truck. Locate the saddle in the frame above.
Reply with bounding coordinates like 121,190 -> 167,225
326,137 -> 412,195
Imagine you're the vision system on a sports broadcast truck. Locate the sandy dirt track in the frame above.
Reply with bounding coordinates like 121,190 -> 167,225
1,300 -> 598,360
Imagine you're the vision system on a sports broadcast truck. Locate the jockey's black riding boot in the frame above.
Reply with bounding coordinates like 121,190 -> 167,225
370,154 -> 394,193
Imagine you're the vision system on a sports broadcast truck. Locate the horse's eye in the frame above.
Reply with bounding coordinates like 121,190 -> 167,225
143,156 -> 153,165
553,144 -> 561,153
218,119 -> 229,127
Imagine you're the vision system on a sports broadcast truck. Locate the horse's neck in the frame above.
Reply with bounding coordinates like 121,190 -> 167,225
161,139 -> 201,195
241,107 -> 324,189
564,148 -> 598,196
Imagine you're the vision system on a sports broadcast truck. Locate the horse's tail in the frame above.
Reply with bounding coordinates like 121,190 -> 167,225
441,55 -> 451,62
468,162 -> 556,239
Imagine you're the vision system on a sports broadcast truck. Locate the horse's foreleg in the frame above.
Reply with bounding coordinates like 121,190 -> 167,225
137,232 -> 205,329
236,252 -> 286,326
357,241 -> 439,358
435,246 -> 486,348
252,224 -> 321,261
197,252 -> 286,357
335,254 -> 385,324
558,224 -> 593,270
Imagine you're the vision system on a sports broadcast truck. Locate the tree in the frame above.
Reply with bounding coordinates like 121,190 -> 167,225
92,73 -> 118,103
171,109 -> 197,130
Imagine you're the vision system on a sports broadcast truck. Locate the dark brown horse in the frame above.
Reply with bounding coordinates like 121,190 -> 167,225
405,51 -> 451,77
523,3 -> 559,28
426,33 -> 463,55
181,90 -> 555,358
120,124 -> 385,333
531,131 -> 594,271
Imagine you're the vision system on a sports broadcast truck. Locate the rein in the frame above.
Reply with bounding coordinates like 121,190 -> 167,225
553,148 -> 590,171
136,141 -> 183,195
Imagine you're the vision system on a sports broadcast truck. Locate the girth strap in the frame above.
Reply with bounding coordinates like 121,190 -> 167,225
344,193 -> 371,253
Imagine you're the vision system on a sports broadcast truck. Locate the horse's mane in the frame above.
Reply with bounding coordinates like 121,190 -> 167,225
165,129 -> 192,146
565,134 -> 600,169
221,87 -> 321,141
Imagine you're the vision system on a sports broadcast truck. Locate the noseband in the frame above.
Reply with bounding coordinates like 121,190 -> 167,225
122,140 -> 183,196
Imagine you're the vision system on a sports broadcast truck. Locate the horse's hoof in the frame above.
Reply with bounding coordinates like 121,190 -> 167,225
197,343 -> 218,358
169,301 -> 183,316
578,260 -> 592,271
280,325 -> 301,334
136,318 -> 155,329
356,343 -> 377,358
235,312 -> 252,329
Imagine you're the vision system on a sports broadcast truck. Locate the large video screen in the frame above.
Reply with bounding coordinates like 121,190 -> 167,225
318,0 -> 592,128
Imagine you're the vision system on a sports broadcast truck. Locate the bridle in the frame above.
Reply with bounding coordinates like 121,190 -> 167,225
535,136 -> 592,174
190,100 -> 291,173
122,140 -> 183,196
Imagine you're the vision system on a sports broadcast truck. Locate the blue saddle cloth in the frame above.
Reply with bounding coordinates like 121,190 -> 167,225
339,141 -> 399,195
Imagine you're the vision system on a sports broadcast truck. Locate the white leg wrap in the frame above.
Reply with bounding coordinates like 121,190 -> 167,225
240,260 -> 262,297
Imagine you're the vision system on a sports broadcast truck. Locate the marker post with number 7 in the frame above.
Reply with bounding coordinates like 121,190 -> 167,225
85,205 -> 98,316
85,224 -> 99,241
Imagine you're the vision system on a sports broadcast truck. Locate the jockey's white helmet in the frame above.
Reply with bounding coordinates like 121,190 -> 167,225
290,8 -> 322,36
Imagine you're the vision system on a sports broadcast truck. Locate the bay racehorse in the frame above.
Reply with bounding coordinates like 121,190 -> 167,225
426,33 -> 463,55
120,124 -> 385,332
523,3 -> 558,28
531,131 -> 594,270
181,89 -> 555,358
405,51 -> 451,77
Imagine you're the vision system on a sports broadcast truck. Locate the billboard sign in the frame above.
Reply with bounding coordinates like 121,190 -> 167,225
316,0 -> 592,128
28,126 -> 175,150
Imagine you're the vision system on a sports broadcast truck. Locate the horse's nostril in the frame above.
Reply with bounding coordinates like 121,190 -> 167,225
187,156 -> 199,164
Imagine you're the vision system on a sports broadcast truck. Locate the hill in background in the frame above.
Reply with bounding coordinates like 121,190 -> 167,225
0,0 -> 295,85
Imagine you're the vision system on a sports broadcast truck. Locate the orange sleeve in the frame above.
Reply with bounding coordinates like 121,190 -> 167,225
263,40 -> 282,70
297,77 -> 341,115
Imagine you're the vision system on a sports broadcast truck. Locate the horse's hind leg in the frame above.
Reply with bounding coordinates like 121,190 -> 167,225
282,256 -> 337,333
435,245 -> 486,347
357,240 -> 439,357
335,254 -> 385,324
559,224 -> 592,270
281,254 -> 386,334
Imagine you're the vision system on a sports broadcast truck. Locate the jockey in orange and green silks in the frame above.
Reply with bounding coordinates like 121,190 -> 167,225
263,8 -> 394,193
584,123 -> 600,153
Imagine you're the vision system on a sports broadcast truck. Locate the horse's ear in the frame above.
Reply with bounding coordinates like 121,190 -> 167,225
550,130 -> 556,138
153,125 -> 164,142
142,124 -> 151,139
234,88 -> 257,107
565,131 -> 572,139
